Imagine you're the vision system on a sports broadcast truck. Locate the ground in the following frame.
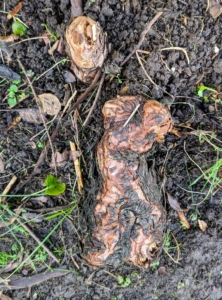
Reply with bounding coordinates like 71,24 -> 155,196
0,0 -> 222,299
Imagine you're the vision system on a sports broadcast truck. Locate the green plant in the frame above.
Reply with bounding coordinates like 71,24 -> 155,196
0,174 -> 66,198
41,23 -> 58,41
180,221 -> 187,230
0,251 -> 17,268
117,275 -> 131,287
150,260 -> 160,270
7,79 -> 26,106
37,141 -> 45,149
12,20 -> 27,36
196,84 -> 222,104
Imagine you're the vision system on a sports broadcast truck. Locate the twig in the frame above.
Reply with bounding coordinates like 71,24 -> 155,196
16,218 -> 59,264
120,11 -> 163,67
33,69 -> 101,174
17,59 -> 57,175
206,0 -> 210,12
69,141 -> 83,193
160,47 -> 190,64
0,175 -> 17,203
123,104 -> 140,127
83,73 -> 105,126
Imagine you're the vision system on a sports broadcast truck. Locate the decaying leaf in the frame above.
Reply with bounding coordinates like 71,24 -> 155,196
38,93 -> 61,116
65,16 -> 107,83
0,156 -> 4,172
0,64 -> 21,80
84,95 -> 174,268
50,151 -> 70,168
22,213 -> 44,223
198,219 -> 208,232
166,192 -> 190,229
209,0 -> 222,18
17,108 -> 46,124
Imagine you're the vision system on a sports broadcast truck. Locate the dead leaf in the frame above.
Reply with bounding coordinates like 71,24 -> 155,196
0,156 -> 4,172
166,192 -> 190,229
7,1 -> 24,19
209,0 -> 222,18
30,196 -> 48,203
0,268 -> 69,290
17,108 -> 46,124
0,35 -> 19,43
166,192 -> 183,211
119,85 -> 129,96
0,293 -> 13,300
0,64 -> 21,80
63,71 -> 76,83
39,32 -> 51,45
22,213 -> 44,223
50,151 -> 70,168
38,93 -> 61,116
198,220 -> 208,232
70,150 -> 81,161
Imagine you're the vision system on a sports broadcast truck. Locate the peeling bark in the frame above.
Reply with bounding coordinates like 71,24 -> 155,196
84,95 -> 174,268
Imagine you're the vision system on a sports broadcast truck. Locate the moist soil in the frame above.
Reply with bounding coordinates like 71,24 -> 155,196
0,0 -> 222,299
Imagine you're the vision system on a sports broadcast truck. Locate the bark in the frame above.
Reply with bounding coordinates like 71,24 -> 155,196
84,95 -> 174,268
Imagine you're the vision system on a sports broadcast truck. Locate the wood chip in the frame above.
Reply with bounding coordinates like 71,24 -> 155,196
198,219 -> 208,232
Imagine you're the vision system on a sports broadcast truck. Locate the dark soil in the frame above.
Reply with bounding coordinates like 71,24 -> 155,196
0,0 -> 222,299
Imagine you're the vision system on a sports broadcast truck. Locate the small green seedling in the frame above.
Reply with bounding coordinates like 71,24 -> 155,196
44,174 -> 66,196
41,24 -> 58,41
117,275 -> 131,287
150,260 -> 160,270
12,20 -> 27,36
37,141 -> 45,149
196,85 -> 217,98
7,79 -> 25,107
0,174 -> 66,198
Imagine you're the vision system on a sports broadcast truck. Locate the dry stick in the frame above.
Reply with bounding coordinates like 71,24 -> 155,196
17,59 -> 57,175
16,218 -> 59,264
33,69 -> 101,174
0,175 -> 17,203
83,73 -> 105,126
69,141 -> 83,193
120,11 -> 163,67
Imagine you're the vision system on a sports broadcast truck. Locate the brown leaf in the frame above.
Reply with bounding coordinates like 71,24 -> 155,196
70,150 -> 81,161
209,0 -> 222,18
17,108 -> 46,124
0,293 -> 13,300
0,268 -> 69,290
0,156 -> 4,172
7,116 -> 21,131
57,36 -> 65,54
22,213 -> 44,223
38,93 -> 61,116
7,1 -> 24,20
198,220 -> 208,232
50,151 -> 70,168
166,192 -> 183,211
